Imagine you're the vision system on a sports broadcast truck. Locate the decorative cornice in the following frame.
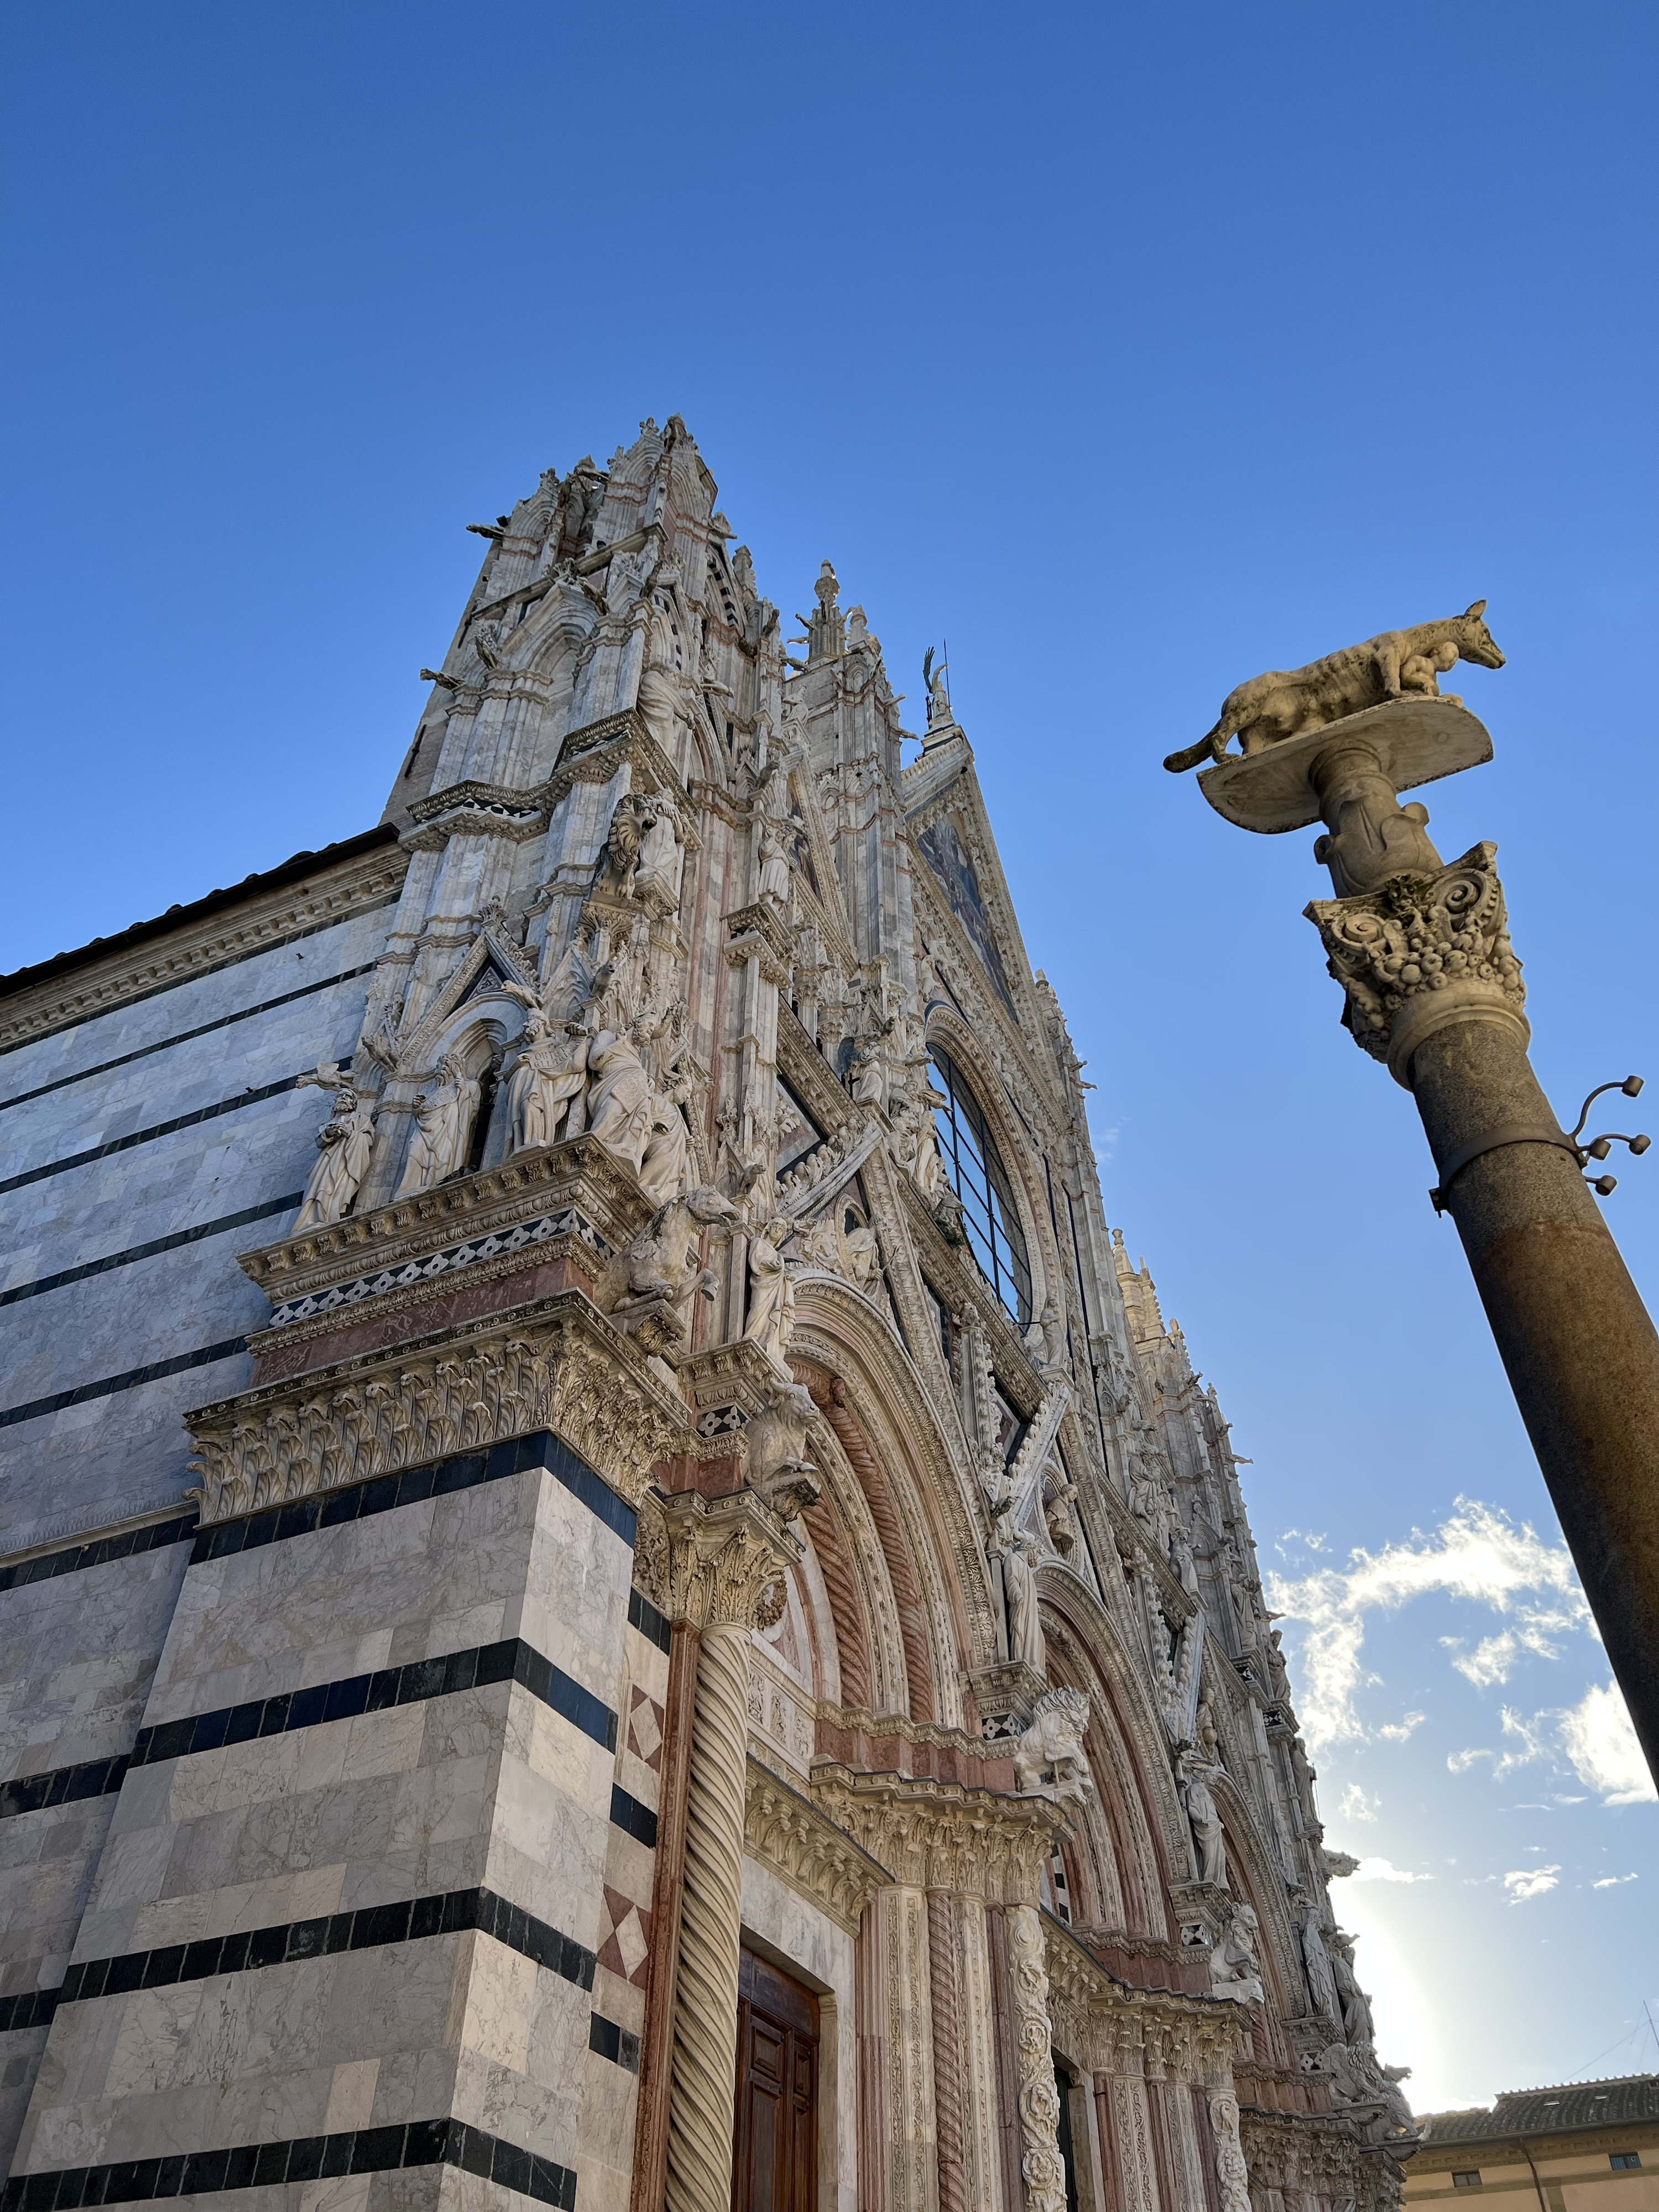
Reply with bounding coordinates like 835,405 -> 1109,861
1238,2107 -> 1400,2203
545,710 -> 698,836
1042,1912 -> 1246,2080
185,1288 -> 689,1523
807,1762 -> 1064,1900
743,1759 -> 891,1934
238,1138 -> 651,1304
0,838 -> 406,1055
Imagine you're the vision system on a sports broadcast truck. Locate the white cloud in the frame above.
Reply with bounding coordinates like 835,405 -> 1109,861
1559,1682 -> 1657,1805
1349,1857 -> 1434,1884
1452,1610 -> 1583,1688
1377,1712 -> 1425,1743
1503,1865 -> 1561,1902
1266,1501 -> 1589,1752
1339,1783 -> 1380,1822
1592,1874 -> 1638,1888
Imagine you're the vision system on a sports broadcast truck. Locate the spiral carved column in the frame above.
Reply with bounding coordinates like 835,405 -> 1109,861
645,1488 -> 801,2212
927,1887 -> 967,2212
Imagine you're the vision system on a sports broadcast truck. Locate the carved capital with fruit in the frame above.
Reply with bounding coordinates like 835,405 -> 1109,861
1305,842 -> 1527,1084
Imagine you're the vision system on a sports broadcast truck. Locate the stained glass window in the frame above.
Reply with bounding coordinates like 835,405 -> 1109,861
930,1045 -> 1032,1326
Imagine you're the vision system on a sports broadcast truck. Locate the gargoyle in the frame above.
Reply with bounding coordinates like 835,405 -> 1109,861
1164,602 -> 1505,773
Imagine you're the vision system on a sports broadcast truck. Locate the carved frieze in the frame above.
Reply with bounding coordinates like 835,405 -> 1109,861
742,1760 -> 890,1935
809,1764 -> 1063,1901
186,1291 -> 688,1522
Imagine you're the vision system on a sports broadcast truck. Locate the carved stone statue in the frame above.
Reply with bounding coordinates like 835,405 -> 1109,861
1164,602 -> 1506,773
395,1053 -> 481,1196
922,645 -> 951,729
638,1066 -> 693,1207
848,1024 -> 889,1109
1209,1902 -> 1264,2006
633,803 -> 684,911
1002,1529 -> 1046,1674
745,1376 -> 821,1524
1178,1748 -> 1228,1887
1297,1897 -> 1341,2026
294,1071 -> 375,1231
503,1015 -> 589,1155
1331,1930 -> 1377,2048
842,1213 -> 881,1292
585,1020 -> 655,1176
757,823 -> 791,905
743,1217 -> 795,1369
1318,2043 -> 1415,2143
1013,1685 -> 1092,1801
593,793 -> 661,901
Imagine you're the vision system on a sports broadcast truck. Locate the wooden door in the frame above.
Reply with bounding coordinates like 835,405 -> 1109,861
732,1948 -> 819,2212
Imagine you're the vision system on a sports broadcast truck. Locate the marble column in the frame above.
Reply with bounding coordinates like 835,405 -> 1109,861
927,1886 -> 967,2212
883,1885 -> 939,2212
1004,1903 -> 1066,2212
648,1489 -> 800,2212
954,1896 -> 1006,2212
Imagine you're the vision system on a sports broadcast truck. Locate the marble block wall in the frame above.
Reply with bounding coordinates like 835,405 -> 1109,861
0,889 -> 400,1549
7,1431 -> 654,2209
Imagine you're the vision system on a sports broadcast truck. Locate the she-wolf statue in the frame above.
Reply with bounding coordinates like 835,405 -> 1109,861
1164,601 -> 1505,773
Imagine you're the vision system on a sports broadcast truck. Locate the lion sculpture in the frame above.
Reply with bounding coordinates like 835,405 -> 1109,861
1013,1684 -> 1093,1802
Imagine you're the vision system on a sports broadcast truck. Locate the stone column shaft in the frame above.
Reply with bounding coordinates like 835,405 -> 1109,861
644,1488 -> 799,2212
1310,841 -> 1659,1782
664,1620 -> 753,2212
927,1888 -> 967,2212
1412,1013 -> 1659,1779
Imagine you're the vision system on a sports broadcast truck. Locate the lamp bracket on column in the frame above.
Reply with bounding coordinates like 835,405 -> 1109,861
1430,1076 -> 1650,1213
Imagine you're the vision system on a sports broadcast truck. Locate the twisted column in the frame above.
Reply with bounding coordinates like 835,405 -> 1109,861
927,1888 -> 967,2212
650,1489 -> 800,2212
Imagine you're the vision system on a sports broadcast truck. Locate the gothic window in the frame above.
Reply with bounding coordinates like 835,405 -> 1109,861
929,1045 -> 1032,1326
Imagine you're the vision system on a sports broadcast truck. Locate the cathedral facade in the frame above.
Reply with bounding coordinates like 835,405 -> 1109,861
0,418 -> 1415,2212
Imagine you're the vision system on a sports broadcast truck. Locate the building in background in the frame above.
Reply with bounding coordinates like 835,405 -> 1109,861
1406,2075 -> 1659,2203
0,419 -> 1422,2211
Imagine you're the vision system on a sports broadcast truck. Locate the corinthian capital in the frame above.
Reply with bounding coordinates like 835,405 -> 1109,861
1305,841 -> 1527,1083
636,1486 -> 801,1631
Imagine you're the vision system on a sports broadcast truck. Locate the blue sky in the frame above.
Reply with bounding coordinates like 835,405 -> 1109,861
4,1 -> 1656,2106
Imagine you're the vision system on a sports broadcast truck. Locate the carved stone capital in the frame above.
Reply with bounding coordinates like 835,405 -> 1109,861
635,1486 -> 801,1632
1305,842 -> 1527,1085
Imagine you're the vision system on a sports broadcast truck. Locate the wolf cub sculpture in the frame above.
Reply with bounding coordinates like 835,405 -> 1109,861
1165,601 -> 1504,773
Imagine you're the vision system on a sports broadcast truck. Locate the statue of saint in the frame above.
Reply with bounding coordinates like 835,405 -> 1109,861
396,1053 -> 481,1196
294,1081 -> 375,1230
744,1217 -> 795,1368
1298,1900 -> 1341,2026
504,1015 -> 589,1155
585,1020 -> 655,1176
1003,1530 -> 1046,1673
1180,1749 -> 1228,1887
1331,1932 -> 1377,2047
638,1067 -> 693,1207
